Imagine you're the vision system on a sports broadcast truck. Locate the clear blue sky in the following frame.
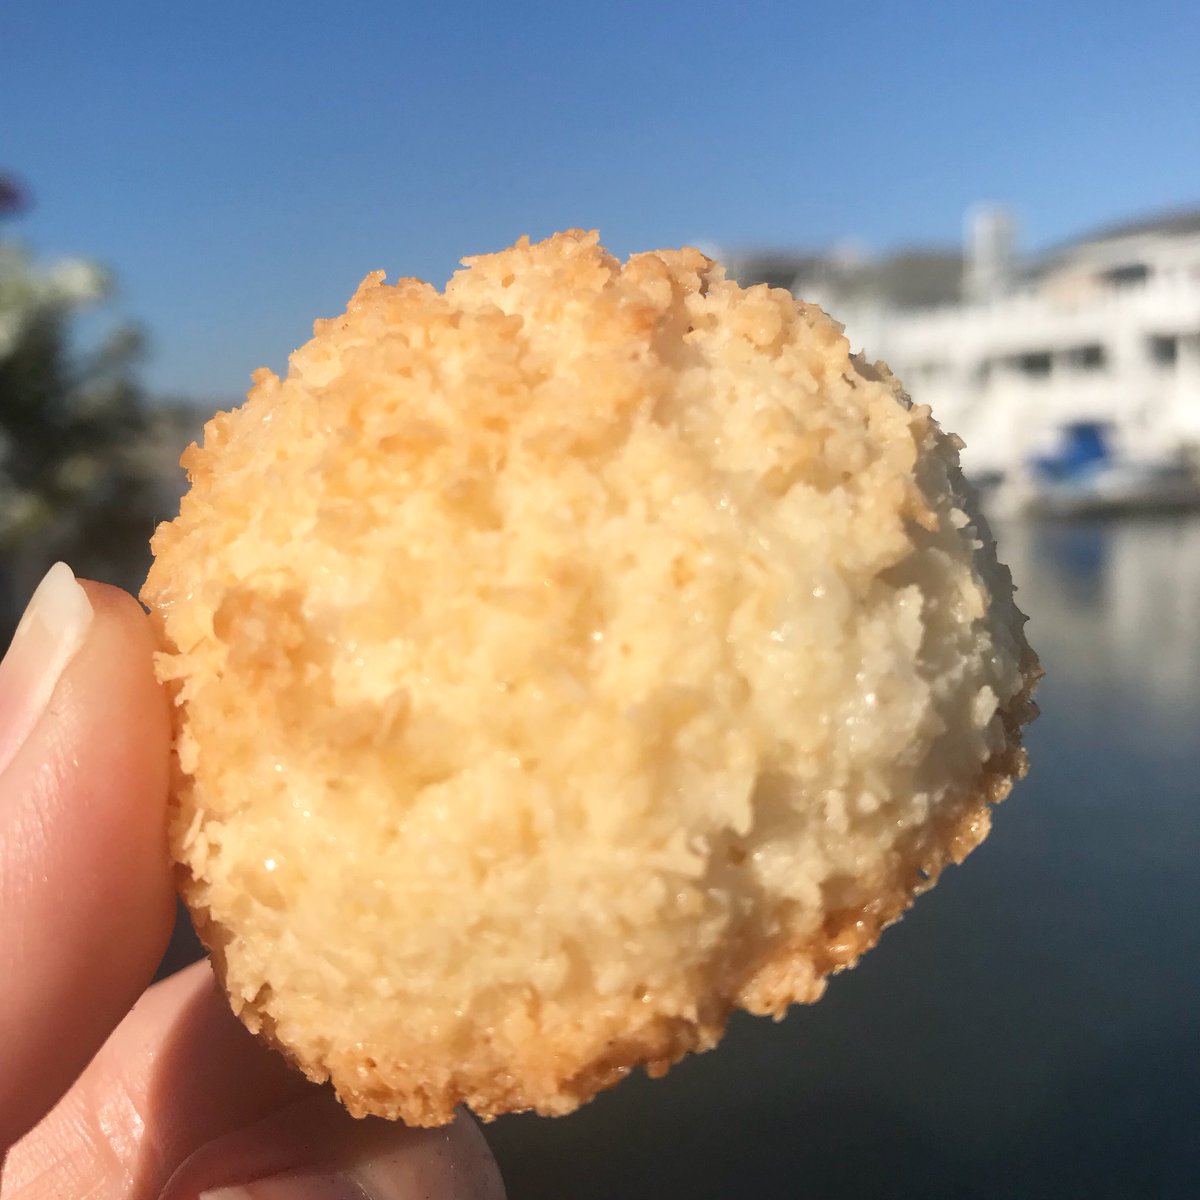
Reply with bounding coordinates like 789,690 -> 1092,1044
3,0 -> 1198,399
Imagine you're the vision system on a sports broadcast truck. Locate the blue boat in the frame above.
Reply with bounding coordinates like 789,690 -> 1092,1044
1005,421 -> 1200,517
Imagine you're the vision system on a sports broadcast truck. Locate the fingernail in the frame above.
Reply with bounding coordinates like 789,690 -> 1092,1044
195,1118 -> 504,1200
200,1175 -> 369,1199
0,563 -> 93,777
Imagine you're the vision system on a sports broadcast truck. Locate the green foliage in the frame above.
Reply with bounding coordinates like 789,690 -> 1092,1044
1,241 -> 163,633
0,244 -> 153,546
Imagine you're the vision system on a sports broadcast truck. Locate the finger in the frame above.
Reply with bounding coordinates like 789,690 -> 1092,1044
0,566 -> 175,1148
160,1092 -> 504,1200
5,961 -> 504,1200
3,961 -> 308,1198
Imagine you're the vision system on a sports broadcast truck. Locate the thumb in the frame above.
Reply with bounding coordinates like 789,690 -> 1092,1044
0,563 -> 176,1148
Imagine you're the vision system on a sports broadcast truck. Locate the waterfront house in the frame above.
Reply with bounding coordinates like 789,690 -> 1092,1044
723,208 -> 1200,511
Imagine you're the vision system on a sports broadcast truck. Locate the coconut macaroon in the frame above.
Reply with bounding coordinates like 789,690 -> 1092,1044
142,230 -> 1039,1127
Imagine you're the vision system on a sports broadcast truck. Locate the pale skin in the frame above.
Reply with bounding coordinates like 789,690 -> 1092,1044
0,569 -> 505,1200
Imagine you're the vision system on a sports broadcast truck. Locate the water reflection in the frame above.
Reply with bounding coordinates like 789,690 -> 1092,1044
1004,515 -> 1200,737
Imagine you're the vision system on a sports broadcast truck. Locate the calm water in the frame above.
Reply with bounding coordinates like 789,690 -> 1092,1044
487,516 -> 1200,1199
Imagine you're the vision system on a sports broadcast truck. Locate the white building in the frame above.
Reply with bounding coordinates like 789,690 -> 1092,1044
724,208 -> 1200,504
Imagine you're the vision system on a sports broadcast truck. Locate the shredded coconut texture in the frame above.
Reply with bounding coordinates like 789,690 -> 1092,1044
143,230 -> 1040,1126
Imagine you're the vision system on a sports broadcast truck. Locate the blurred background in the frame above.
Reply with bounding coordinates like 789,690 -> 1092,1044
2,1 -> 1197,1196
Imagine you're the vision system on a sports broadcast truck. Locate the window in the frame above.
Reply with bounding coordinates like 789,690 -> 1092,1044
1065,344 -> 1107,370
1148,335 -> 1178,367
1015,351 -> 1052,377
1101,263 -> 1150,287
913,361 -> 948,380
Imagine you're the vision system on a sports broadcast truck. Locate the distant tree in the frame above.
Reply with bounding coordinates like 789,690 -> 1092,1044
1,178 -> 161,637
0,174 -> 28,218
